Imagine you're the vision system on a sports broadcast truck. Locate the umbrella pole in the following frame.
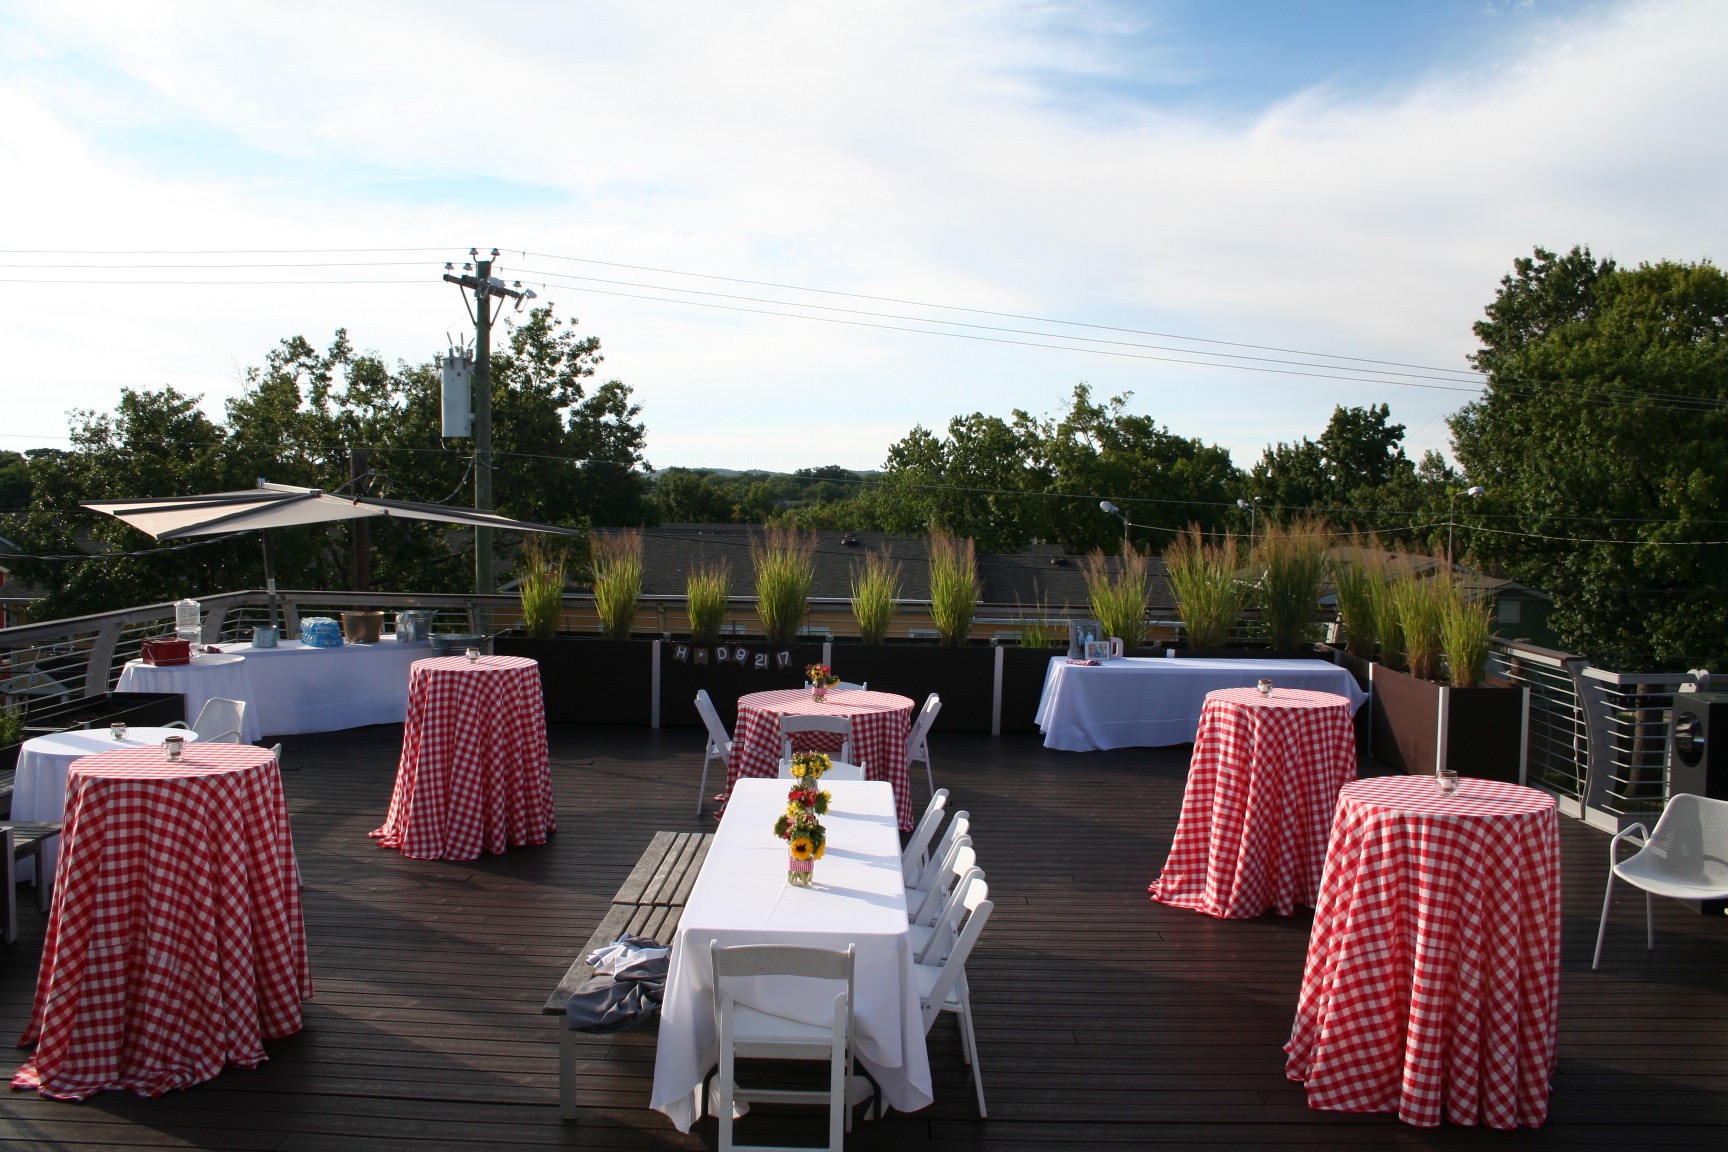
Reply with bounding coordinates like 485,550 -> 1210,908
261,529 -> 281,631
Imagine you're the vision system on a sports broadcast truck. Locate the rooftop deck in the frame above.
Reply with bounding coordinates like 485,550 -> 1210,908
2,724 -> 1725,1150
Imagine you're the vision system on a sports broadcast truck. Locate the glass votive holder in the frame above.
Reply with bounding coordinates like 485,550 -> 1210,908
1436,766 -> 1459,797
162,734 -> 185,761
1256,678 -> 1274,696
464,647 -> 480,662
110,721 -> 128,741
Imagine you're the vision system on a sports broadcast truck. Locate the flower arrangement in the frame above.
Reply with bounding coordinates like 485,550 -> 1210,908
775,751 -> 832,886
805,663 -> 840,701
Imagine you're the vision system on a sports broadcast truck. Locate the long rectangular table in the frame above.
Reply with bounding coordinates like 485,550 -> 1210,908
651,778 -> 933,1131
116,636 -> 427,742
1034,655 -> 1368,751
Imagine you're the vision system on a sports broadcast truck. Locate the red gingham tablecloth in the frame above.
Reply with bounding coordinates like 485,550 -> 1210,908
372,655 -> 555,860
1149,688 -> 1358,918
1284,775 -> 1562,1129
13,744 -> 311,1101
726,688 -> 917,830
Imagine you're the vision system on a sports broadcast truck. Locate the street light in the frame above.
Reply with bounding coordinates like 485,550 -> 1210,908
1100,500 -> 1130,547
1448,485 -> 1486,566
1236,496 -> 1261,544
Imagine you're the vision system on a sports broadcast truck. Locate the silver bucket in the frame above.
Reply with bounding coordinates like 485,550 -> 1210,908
251,626 -> 279,648
395,610 -> 435,644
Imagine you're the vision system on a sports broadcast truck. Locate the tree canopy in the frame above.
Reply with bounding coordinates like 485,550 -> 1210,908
4,310 -> 651,618
1450,246 -> 1728,667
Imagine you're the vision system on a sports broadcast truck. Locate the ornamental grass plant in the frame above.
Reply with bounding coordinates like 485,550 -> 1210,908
1082,542 -> 1150,647
590,529 -> 643,639
752,525 -> 816,645
0,701 -> 24,746
926,530 -> 980,646
1442,585 -> 1495,688
1329,538 -> 1387,660
849,550 -> 901,645
685,560 -> 731,644
1014,585 -> 1065,648
1163,525 -> 1249,650
517,536 -> 568,639
1393,566 -> 1448,681
1370,565 -> 1405,670
1252,518 -> 1330,651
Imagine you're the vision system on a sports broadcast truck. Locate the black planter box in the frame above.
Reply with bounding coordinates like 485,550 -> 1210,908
495,636 -> 655,726
1000,647 -> 1064,733
828,644 -> 998,732
1370,662 -> 1527,784
661,642 -> 826,729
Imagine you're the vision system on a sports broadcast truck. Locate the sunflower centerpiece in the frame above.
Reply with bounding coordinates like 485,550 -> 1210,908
805,662 -> 840,702
775,751 -> 832,886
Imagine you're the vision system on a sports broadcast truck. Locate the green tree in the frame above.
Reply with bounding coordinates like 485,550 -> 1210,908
1450,246 -> 1728,666
1247,403 -> 1424,530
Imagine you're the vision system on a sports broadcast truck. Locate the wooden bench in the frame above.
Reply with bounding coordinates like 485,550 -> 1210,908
3,822 -> 62,944
544,830 -> 713,1119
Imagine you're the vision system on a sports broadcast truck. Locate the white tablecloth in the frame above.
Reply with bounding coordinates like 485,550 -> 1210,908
116,638 -> 425,742
115,654 -> 252,737
11,727 -> 198,883
651,778 -> 934,1131
1034,656 -> 1368,751
212,637 -> 424,740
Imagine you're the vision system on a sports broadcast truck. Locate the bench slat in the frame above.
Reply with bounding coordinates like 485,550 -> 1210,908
610,830 -> 677,905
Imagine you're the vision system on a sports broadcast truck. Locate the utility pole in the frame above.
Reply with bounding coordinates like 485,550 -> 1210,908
443,249 -> 533,602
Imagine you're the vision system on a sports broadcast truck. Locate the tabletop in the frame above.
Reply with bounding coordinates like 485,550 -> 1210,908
651,778 -> 933,1131
1034,656 -> 1368,752
728,688 -> 918,830
1284,774 -> 1561,1129
13,743 -> 311,1101
1149,687 -> 1358,919
12,727 -> 201,885
211,636 -> 422,738
370,654 -> 555,860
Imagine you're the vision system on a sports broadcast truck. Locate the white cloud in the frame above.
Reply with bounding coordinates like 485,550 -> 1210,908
1,0 -> 1723,475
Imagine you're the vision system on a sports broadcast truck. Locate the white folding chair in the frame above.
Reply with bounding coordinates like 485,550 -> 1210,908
833,681 -> 867,691
778,714 -> 855,765
911,865 -> 985,965
710,942 -> 858,1152
694,690 -> 734,815
914,875 -> 992,1117
901,789 -> 950,884
1593,793 -> 1728,969
167,696 -> 246,744
907,812 -> 969,900
777,758 -> 867,782
906,693 -> 942,795
910,842 -> 978,929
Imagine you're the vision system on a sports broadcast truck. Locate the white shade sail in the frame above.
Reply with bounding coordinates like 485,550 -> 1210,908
84,482 -> 585,540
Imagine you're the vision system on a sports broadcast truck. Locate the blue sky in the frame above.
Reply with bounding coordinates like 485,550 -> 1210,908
1,1 -> 1722,478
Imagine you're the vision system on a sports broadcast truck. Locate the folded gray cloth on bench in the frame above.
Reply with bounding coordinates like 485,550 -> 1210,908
566,935 -> 670,1034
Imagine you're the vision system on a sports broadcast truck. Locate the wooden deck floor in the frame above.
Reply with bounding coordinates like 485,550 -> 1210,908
2,724 -> 1725,1150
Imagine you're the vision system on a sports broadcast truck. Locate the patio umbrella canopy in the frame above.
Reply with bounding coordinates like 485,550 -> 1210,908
85,481 -> 584,626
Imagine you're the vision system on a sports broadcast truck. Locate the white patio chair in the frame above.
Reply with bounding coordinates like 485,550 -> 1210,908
909,842 -> 978,929
694,690 -> 734,815
167,696 -> 246,744
834,681 -> 867,691
777,758 -> 867,782
906,693 -> 942,795
778,713 -> 855,765
710,941 -> 858,1152
901,789 -> 950,884
914,875 -> 993,1117
907,812 -> 969,900
1593,793 -> 1728,969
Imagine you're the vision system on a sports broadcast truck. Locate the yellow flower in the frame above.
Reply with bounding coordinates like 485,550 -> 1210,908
789,836 -> 815,860
813,841 -> 826,860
